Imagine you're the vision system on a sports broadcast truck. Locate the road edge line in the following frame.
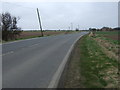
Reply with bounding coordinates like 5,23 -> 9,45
47,34 -> 85,88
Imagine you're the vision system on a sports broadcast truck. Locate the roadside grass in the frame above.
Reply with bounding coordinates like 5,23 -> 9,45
93,31 -> 120,61
80,35 -> 118,88
64,34 -> 119,88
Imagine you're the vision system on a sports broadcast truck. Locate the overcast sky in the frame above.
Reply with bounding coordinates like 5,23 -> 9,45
2,2 -> 118,30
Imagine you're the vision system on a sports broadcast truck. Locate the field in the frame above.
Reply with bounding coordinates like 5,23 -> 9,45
95,31 -> 119,41
2,30 -> 78,43
16,31 -> 69,39
94,31 -> 120,61
64,31 -> 119,88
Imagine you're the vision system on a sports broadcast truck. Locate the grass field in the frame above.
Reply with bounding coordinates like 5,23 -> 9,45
64,31 -> 119,88
94,31 -> 119,61
95,31 -> 120,44
80,35 -> 119,88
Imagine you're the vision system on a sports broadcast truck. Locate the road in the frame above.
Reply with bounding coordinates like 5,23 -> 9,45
2,32 -> 87,88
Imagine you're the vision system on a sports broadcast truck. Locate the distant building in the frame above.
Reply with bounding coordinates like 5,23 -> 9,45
101,27 -> 112,31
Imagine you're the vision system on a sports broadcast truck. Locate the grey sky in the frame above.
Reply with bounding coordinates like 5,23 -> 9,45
2,2 -> 118,30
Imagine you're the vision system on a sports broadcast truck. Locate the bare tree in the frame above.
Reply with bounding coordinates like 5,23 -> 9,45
1,12 -> 22,41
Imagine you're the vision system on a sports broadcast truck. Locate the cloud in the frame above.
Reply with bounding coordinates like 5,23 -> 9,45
2,0 -> 119,2
2,2 -> 118,30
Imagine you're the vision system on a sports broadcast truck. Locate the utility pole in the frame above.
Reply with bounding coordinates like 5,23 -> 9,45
78,25 -> 79,30
68,26 -> 70,30
37,8 -> 43,37
71,23 -> 73,30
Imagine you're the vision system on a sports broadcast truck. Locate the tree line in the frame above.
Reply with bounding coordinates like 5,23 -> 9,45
89,27 -> 120,32
1,12 -> 22,41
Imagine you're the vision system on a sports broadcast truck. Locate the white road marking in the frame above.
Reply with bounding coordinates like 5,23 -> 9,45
29,43 -> 40,47
48,34 -> 85,88
0,51 -> 14,56
0,43 -> 40,56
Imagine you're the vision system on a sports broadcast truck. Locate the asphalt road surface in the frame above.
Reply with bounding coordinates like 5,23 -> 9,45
2,32 -> 88,88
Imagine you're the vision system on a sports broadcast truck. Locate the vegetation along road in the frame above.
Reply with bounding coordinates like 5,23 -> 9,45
64,31 -> 119,88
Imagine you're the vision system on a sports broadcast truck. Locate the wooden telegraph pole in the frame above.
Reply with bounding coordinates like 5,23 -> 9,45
71,23 -> 73,30
37,8 -> 43,37
78,25 -> 79,30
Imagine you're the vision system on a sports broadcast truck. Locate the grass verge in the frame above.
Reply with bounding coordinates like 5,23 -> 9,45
64,34 -> 119,88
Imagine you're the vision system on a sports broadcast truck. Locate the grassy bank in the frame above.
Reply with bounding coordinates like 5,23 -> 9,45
94,31 -> 119,61
64,34 -> 119,88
